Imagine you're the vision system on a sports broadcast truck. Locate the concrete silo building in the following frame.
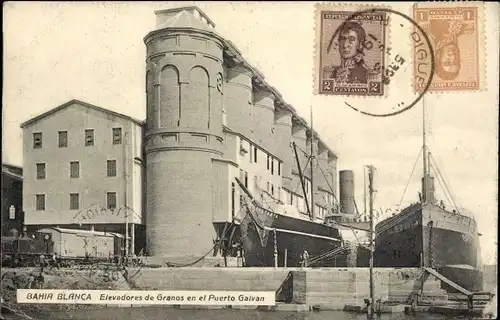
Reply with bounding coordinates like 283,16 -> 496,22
143,7 -> 225,258
143,7 -> 343,260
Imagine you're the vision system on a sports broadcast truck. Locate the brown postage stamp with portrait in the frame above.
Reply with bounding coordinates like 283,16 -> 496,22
313,4 -> 389,97
413,2 -> 485,93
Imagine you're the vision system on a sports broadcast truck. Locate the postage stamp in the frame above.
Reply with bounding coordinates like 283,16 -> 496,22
314,4 -> 389,97
413,2 -> 485,93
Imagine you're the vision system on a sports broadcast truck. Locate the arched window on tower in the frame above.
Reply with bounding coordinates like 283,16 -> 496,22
159,65 -> 180,128
183,66 -> 210,129
146,70 -> 154,129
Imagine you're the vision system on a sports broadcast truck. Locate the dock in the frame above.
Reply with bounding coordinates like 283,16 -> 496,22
122,267 -> 491,313
125,266 -> 493,315
1,266 -> 494,317
423,267 -> 494,312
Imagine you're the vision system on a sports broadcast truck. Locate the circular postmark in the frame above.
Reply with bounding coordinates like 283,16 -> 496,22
324,7 -> 435,117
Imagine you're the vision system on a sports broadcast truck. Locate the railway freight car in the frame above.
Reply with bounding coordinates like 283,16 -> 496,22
37,227 -> 125,263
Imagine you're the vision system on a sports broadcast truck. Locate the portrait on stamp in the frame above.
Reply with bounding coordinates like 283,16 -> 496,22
318,10 -> 387,96
326,21 -> 369,84
413,6 -> 480,92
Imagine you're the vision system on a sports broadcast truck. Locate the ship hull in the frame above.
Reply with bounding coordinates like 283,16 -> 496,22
242,221 -> 341,267
334,244 -> 371,268
244,233 -> 372,268
352,245 -> 371,267
375,203 -> 483,292
239,201 -> 369,268
438,265 -> 484,293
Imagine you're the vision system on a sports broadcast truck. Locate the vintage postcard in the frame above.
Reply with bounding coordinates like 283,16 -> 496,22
413,2 -> 485,92
2,2 -> 498,320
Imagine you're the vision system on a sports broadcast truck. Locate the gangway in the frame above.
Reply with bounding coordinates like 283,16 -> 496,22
423,267 -> 493,311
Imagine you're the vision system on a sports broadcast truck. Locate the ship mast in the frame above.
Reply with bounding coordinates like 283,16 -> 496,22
368,165 -> 376,316
310,105 -> 315,220
422,97 -> 428,203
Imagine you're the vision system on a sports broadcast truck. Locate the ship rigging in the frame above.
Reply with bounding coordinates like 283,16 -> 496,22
374,97 -> 484,292
229,104 -> 373,268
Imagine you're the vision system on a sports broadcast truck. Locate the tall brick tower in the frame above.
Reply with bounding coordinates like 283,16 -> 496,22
143,7 -> 225,258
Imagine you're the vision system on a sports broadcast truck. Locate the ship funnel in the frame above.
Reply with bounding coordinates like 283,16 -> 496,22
421,175 -> 435,203
339,170 -> 355,217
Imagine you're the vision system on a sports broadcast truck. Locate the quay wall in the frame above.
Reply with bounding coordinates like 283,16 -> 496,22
129,267 -> 448,309
293,268 -> 447,309
130,267 -> 291,292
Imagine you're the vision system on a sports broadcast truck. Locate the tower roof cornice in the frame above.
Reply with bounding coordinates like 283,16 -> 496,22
145,6 -> 338,159
155,6 -> 216,29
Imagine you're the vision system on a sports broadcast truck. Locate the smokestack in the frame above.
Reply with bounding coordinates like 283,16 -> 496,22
339,170 -> 355,217
422,176 -> 435,203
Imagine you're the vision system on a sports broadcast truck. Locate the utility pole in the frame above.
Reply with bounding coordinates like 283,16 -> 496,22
310,105 -> 315,221
363,165 -> 367,220
123,131 -> 129,259
368,165 -> 376,317
273,229 -> 278,268
422,97 -> 428,203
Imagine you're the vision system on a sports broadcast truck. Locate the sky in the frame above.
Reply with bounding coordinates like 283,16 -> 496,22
3,2 -> 498,264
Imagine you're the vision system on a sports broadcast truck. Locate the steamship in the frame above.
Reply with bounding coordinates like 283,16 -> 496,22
235,180 -> 344,268
374,100 -> 484,292
233,136 -> 371,268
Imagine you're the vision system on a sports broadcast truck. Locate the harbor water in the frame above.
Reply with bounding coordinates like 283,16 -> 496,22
29,307 -> 487,320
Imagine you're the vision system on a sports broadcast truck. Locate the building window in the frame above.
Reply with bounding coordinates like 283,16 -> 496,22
290,194 -> 294,205
278,162 -> 281,176
85,129 -> 94,146
267,181 -> 270,192
267,155 -> 270,170
271,159 -> 274,175
254,146 -> 258,162
36,194 -> 45,211
107,192 -> 117,209
271,184 -> 274,196
33,132 -> 42,149
249,144 -> 253,163
107,160 -> 117,177
113,128 -> 122,145
58,131 -> 68,148
244,171 -> 248,188
9,205 -> 16,219
70,193 -> 79,210
231,182 -> 235,218
70,161 -> 80,178
278,187 -> 281,201
36,163 -> 46,179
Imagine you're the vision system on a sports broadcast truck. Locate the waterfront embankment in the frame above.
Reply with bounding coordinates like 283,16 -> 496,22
1,266 -> 496,319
